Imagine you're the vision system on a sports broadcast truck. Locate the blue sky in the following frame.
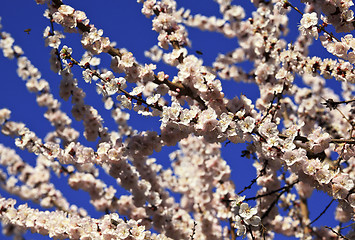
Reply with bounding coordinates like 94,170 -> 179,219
0,1 -> 349,239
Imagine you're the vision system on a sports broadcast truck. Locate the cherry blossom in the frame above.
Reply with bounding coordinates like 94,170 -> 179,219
0,0 -> 354,239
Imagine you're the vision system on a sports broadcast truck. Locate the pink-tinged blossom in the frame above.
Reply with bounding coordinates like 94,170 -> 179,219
196,107 -> 217,130
244,215 -> 261,226
219,112 -> 234,132
308,127 -> 331,154
298,12 -> 318,39
233,216 -> 247,237
74,10 -> 87,22
239,116 -> 255,133
231,198 -> 260,237
146,94 -> 161,105
144,45 -> 163,62
303,158 -> 321,176
104,78 -> 120,96
139,63 -> 156,83
58,5 -> 75,16
81,28 -> 110,54
259,119 -> 279,138
0,108 -> 11,125
315,164 -> 333,185
283,148 -> 307,166
0,1 -> 354,239
179,107 -> 198,126
82,69 -> 93,83
116,95 -> 132,110
43,27 -> 65,49
130,85 -> 145,96
53,5 -> 77,29
332,173 -> 354,199
141,0 -> 156,17
239,202 -> 257,220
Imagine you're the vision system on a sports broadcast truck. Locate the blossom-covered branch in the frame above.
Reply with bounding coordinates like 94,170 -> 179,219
0,0 -> 354,239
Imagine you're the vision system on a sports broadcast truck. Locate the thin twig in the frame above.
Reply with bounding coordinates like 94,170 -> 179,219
325,226 -> 350,240
238,160 -> 268,195
189,221 -> 197,240
339,222 -> 355,230
245,180 -> 299,201
247,225 -> 255,240
310,199 -> 335,225
261,181 -> 298,220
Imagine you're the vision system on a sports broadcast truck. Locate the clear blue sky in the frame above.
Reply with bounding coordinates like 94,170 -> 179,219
0,1 -> 347,239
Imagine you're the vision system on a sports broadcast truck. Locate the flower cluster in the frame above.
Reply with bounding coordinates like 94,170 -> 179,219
231,199 -> 261,237
0,198 -> 167,240
298,12 -> 319,39
0,0 -> 354,239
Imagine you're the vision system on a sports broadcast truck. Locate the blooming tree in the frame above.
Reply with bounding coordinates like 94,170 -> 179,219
0,0 -> 354,239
